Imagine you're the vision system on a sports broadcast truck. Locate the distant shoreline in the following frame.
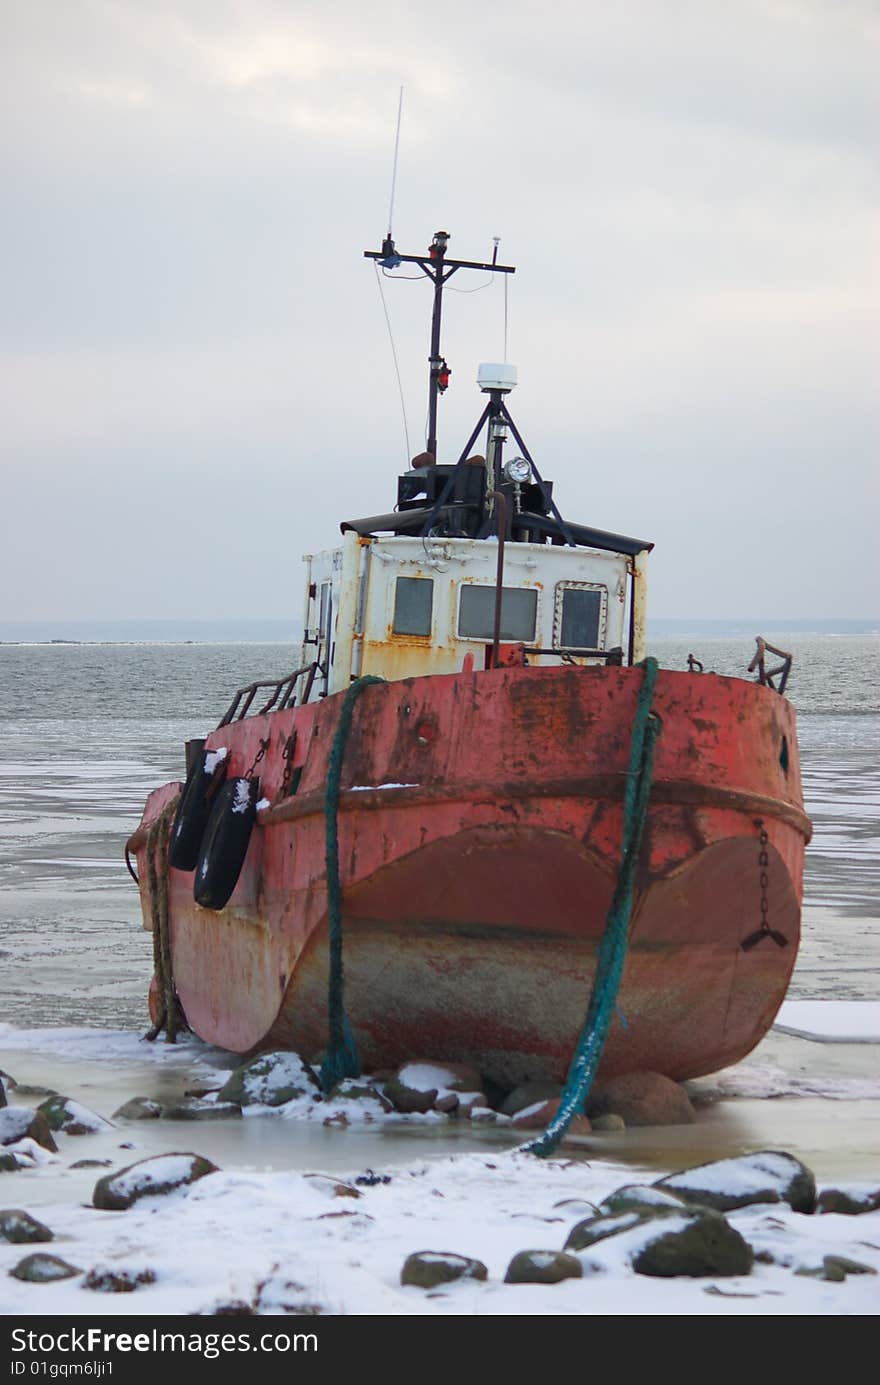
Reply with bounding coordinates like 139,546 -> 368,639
1,617 -> 877,646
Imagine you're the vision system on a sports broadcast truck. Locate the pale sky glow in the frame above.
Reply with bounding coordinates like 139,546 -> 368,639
2,0 -> 877,622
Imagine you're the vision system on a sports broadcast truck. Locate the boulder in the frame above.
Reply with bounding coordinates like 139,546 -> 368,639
0,1210 -> 53,1244
383,1077 -> 437,1114
511,1099 -> 591,1135
217,1051 -> 319,1108
816,1188 -> 880,1216
113,1098 -> 163,1121
70,1159 -> 113,1170
632,1209 -> 754,1278
398,1061 -> 484,1094
568,1204 -> 753,1278
401,1251 -> 488,1289
0,1107 -> 57,1153
655,1151 -> 816,1214
37,1096 -> 113,1136
385,1061 -> 485,1115
93,1153 -> 219,1211
591,1113 -> 626,1133
588,1071 -> 695,1127
83,1266 -> 157,1293
161,1099 -> 242,1121
324,1080 -> 393,1114
796,1256 -> 877,1282
501,1081 -> 563,1117
9,1254 -> 81,1283
599,1185 -> 687,1216
504,1250 -> 583,1284
565,1210 -> 650,1251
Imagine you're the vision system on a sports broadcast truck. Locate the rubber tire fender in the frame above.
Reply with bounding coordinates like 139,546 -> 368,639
193,776 -> 260,911
169,745 -> 226,871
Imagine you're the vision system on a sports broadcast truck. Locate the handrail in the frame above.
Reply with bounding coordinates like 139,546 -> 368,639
217,662 -> 320,728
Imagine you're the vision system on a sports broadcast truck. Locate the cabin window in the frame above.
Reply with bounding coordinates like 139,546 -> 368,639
554,583 -> 606,650
458,585 -> 538,642
393,576 -> 434,636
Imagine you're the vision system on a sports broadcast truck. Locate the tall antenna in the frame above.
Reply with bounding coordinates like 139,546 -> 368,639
365,232 -> 515,461
387,87 -> 404,242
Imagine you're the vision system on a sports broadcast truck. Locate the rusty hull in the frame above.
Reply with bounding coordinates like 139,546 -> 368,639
130,665 -> 809,1085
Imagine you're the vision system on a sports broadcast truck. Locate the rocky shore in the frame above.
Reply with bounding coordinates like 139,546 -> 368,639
1,1051 -> 878,1314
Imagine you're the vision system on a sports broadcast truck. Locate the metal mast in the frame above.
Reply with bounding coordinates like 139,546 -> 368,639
365,231 -> 515,462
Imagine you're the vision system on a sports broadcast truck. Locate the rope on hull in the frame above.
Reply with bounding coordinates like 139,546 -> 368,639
143,793 -> 188,1043
320,675 -> 386,1093
525,657 -> 662,1156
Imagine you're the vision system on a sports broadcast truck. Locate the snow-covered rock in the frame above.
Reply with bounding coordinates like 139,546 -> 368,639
92,1153 -> 220,1211
401,1251 -> 488,1288
113,1098 -> 163,1120
0,1209 -> 53,1244
654,1150 -> 817,1214
0,1106 -> 57,1152
217,1052 -> 318,1108
504,1249 -> 582,1284
9,1253 -> 81,1283
37,1096 -> 113,1136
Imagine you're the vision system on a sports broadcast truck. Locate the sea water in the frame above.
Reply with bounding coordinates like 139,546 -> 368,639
0,635 -> 877,1031
0,635 -> 877,1181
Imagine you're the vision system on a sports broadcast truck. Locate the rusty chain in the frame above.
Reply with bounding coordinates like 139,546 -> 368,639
740,817 -> 788,950
245,736 -> 271,780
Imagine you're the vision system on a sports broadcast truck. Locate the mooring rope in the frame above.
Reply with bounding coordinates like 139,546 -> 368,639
143,794 -> 188,1044
524,657 -> 662,1157
320,675 -> 386,1093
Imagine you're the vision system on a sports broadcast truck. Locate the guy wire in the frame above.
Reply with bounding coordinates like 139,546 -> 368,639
373,261 -> 411,467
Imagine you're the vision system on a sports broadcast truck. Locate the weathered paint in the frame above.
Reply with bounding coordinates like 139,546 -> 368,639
300,536 -> 632,695
630,550 -> 648,662
129,663 -> 809,1082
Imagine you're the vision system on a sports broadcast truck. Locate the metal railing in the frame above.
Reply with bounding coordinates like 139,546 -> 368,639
217,662 -> 320,728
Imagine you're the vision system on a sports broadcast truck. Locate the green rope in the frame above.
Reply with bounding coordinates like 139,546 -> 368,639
524,657 -> 662,1157
320,675 -> 385,1094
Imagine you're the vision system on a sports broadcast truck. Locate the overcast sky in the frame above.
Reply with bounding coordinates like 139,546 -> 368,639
2,0 -> 877,622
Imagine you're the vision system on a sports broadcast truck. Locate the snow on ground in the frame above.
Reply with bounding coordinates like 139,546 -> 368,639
774,1000 -> 880,1043
0,1024 -> 215,1069
0,1147 -> 878,1316
0,1017 -> 877,1316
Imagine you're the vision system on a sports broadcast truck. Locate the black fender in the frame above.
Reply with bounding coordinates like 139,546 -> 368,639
168,744 -> 228,871
193,777 -> 260,911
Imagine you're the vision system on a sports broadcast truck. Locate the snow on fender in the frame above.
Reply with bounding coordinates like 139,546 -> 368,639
193,776 -> 259,911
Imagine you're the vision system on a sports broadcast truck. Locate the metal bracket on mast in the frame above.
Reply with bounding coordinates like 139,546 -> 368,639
364,231 -> 515,461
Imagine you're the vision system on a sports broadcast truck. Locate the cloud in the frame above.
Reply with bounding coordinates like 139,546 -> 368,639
1,1 -> 876,619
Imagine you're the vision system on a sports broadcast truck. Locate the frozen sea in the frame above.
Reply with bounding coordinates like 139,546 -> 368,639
0,635 -> 876,1029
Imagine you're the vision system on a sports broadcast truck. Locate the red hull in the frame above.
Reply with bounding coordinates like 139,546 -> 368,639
130,666 -> 810,1086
